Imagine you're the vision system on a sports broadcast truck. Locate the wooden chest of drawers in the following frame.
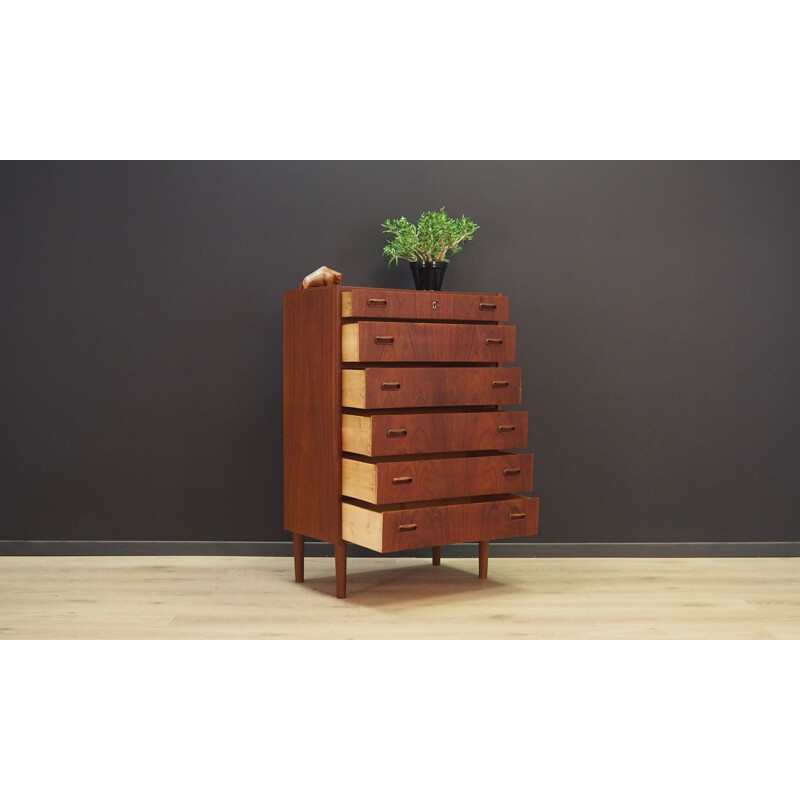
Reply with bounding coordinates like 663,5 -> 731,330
284,284 -> 539,598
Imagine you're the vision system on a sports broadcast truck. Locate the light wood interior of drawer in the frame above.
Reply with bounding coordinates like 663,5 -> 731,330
342,413 -> 372,455
341,322 -> 359,361
342,458 -> 377,503
342,369 -> 366,408
341,291 -> 353,317
342,502 -> 383,551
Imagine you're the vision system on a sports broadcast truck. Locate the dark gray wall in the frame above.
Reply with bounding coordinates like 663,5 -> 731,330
2,161 -> 799,543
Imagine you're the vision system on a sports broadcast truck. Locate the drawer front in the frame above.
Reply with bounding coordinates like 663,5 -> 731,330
342,321 -> 515,363
342,453 -> 533,505
342,496 -> 539,552
342,367 -> 522,409
342,410 -> 528,456
342,288 -> 509,322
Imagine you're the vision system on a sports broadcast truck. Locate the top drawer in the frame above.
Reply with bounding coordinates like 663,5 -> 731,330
341,288 -> 509,322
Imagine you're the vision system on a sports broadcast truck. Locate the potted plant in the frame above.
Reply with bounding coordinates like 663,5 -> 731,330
382,207 -> 479,290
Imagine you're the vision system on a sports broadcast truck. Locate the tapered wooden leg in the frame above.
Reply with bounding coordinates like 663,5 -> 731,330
478,540 -> 489,579
432,546 -> 441,566
293,533 -> 304,583
335,541 -> 347,598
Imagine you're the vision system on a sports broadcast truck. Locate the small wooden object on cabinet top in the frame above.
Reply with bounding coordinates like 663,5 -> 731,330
284,284 -> 539,598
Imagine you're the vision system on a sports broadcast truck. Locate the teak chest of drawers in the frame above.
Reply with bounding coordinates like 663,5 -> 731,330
284,285 -> 539,598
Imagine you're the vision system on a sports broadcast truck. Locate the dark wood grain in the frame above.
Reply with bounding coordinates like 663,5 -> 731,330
343,321 -> 516,363
368,495 -> 539,552
478,540 -> 489,579
342,288 -> 509,322
432,546 -> 441,566
293,533 -> 304,582
283,285 -> 342,544
344,453 -> 534,505
350,367 -> 522,409
348,410 -> 528,456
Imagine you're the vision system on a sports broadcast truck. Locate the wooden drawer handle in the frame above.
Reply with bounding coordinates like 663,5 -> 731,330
509,512 -> 526,521
392,476 -> 413,485
497,424 -> 516,433
386,428 -> 408,438
398,523 -> 418,532
479,302 -> 497,310
503,468 -> 521,477
492,380 -> 510,389
381,382 -> 401,391
485,338 -> 504,346
368,298 -> 388,307
375,336 -> 395,344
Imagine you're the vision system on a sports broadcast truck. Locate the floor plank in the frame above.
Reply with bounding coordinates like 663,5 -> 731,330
1,556 -> 799,639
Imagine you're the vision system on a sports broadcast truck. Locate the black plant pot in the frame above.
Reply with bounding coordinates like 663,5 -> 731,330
409,261 -> 448,291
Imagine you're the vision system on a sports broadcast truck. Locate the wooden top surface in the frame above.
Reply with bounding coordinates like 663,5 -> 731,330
284,284 -> 506,297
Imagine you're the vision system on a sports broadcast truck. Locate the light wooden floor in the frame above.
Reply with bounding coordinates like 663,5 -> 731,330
1,555 -> 799,639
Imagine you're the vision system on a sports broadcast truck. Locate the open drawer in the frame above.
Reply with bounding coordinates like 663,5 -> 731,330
342,495 -> 539,553
342,321 -> 516,362
342,367 -> 522,409
342,452 -> 533,505
342,410 -> 529,457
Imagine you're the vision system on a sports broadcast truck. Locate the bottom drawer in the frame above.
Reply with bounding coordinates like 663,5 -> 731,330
342,496 -> 539,553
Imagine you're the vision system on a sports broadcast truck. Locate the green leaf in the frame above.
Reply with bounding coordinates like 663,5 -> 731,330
381,207 -> 478,269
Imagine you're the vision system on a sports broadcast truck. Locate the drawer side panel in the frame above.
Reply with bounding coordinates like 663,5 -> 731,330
284,286 -> 342,543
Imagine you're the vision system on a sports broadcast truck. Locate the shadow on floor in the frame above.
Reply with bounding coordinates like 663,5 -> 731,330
299,561 -> 521,607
